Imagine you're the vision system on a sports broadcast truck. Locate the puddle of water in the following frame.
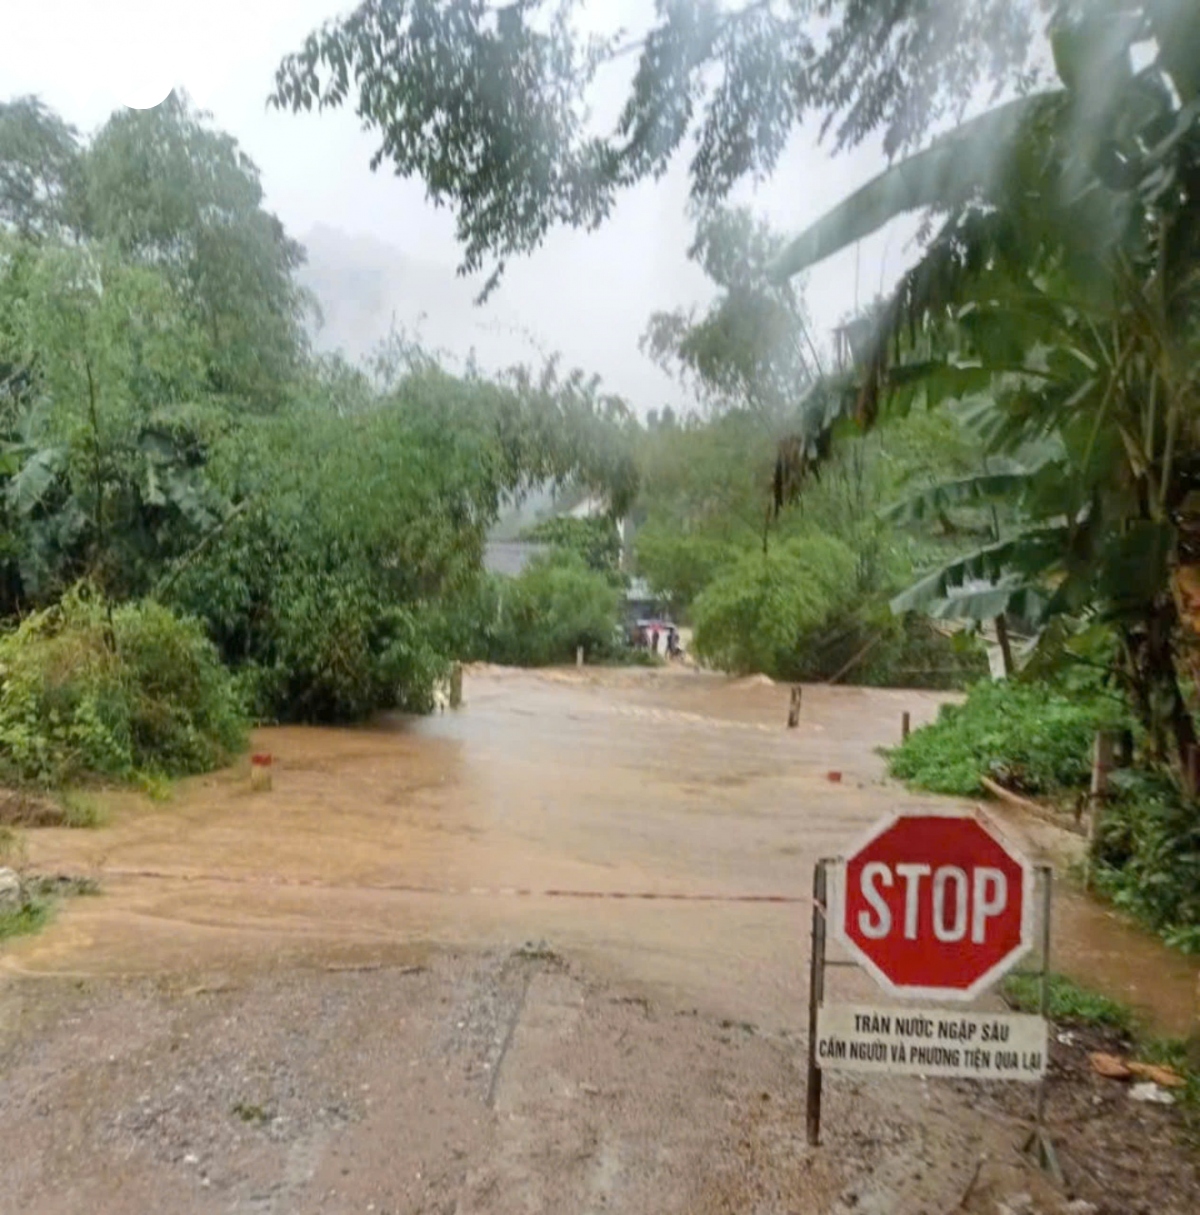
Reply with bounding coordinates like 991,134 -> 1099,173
7,667 -> 1197,1036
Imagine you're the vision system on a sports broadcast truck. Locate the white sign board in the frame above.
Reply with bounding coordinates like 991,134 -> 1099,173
816,1004 -> 1047,1082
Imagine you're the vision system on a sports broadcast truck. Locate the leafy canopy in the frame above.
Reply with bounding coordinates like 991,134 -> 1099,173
271,0 -> 1045,292
0,96 -> 85,240
488,550 -> 623,667
690,534 -> 858,676
642,206 -> 821,426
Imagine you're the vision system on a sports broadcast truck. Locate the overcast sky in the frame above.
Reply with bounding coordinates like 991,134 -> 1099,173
2,0 -> 925,415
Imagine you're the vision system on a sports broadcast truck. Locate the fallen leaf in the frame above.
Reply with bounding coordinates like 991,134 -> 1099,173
1127,1060 -> 1186,1088
1088,1052 -> 1132,1080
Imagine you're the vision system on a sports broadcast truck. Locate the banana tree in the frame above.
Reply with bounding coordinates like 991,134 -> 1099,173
0,235 -> 234,612
771,0 -> 1200,767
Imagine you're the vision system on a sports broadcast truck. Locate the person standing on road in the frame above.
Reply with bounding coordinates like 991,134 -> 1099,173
651,627 -> 660,655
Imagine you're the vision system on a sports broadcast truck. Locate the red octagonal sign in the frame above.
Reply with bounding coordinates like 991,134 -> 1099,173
832,809 -> 1034,1001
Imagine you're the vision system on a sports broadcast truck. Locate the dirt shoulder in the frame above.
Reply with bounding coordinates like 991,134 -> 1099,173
0,943 -> 1195,1215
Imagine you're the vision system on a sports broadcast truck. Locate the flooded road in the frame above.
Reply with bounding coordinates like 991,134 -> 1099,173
6,665 -> 1198,1035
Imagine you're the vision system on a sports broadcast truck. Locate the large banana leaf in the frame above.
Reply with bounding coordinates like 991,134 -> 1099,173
6,447 -> 63,516
921,582 -> 1050,625
889,526 -> 1069,619
769,94 -> 1057,281
881,468 -> 1050,524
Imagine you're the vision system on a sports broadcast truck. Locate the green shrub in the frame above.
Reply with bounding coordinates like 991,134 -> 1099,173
248,569 -> 446,722
490,551 -> 623,666
430,573 -> 504,665
0,585 -> 247,787
165,401 -> 482,723
887,676 -> 1131,797
691,536 -> 858,677
1092,771 -> 1200,952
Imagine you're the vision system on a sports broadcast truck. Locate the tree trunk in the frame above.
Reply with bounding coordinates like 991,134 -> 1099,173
1120,595 -> 1196,775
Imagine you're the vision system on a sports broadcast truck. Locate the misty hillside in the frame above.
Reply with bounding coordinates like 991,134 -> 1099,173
297,224 -> 553,374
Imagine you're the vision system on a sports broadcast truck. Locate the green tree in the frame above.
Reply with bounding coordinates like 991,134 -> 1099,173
0,233 -> 228,612
691,535 -> 858,677
270,0 -> 1046,293
490,550 -> 622,666
0,96 -> 85,240
634,523 -> 738,617
521,514 -> 621,577
163,350 -> 641,719
642,207 -> 822,425
85,92 -> 311,406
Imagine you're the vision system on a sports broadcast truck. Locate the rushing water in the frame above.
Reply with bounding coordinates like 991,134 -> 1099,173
7,666 -> 1197,1036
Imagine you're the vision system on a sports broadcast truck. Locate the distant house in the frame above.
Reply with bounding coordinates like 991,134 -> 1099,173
482,540 -> 549,578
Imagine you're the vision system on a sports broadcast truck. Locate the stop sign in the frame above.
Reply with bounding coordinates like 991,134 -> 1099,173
832,809 -> 1034,1000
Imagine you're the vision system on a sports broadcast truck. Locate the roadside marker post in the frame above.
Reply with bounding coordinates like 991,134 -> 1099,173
805,809 -> 1056,1174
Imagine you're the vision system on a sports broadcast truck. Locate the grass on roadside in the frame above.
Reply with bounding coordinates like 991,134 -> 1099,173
0,875 -> 100,946
1002,971 -> 1136,1034
57,790 -> 107,828
0,897 -> 51,942
1002,971 -> 1200,1131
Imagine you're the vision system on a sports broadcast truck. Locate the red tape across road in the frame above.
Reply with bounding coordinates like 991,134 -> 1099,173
61,867 -> 807,905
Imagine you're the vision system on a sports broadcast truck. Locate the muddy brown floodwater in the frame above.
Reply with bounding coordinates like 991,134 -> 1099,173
7,664 -> 1197,1033
2,665 -> 1198,1215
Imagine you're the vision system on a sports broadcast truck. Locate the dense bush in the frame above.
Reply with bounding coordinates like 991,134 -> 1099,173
1092,771 -> 1200,953
164,396 -> 496,722
691,536 -> 858,677
0,585 -> 246,786
634,524 -> 739,618
887,676 -> 1131,797
489,551 -> 623,666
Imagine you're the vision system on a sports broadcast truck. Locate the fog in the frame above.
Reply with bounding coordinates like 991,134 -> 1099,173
3,0 -> 924,415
